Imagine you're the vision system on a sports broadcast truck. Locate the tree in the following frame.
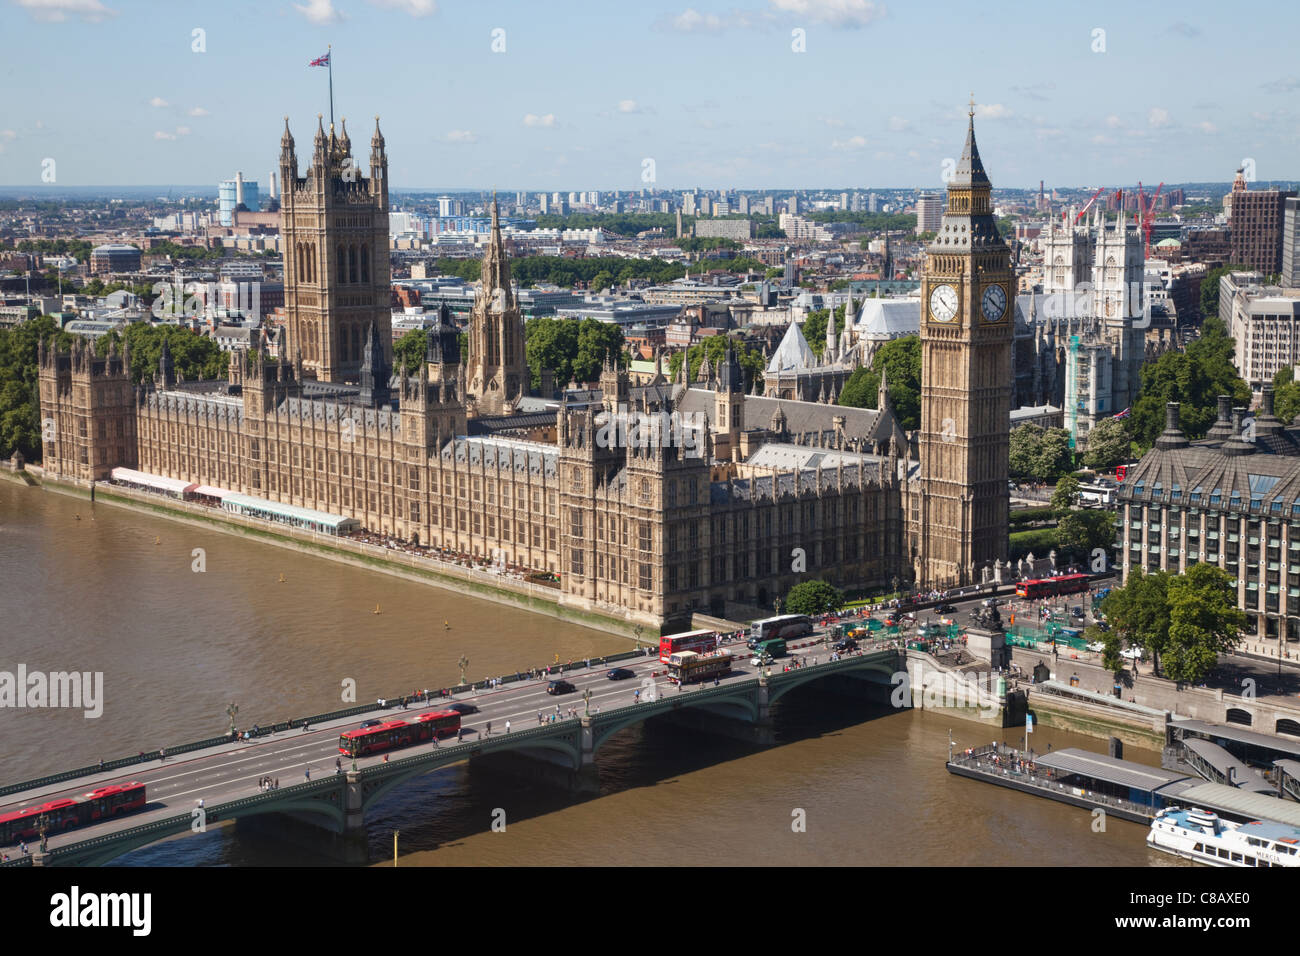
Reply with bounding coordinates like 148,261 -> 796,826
1129,318 -> 1249,450
783,579 -> 844,615
1099,571 -> 1172,677
1199,263 -> 1248,321
1051,475 -> 1080,514
837,334 -> 921,429
1082,415 -> 1130,470
0,316 -> 73,462
393,328 -> 427,373
1162,564 -> 1246,684
1010,424 -> 1074,482
1055,508 -> 1114,561
667,337 -> 764,387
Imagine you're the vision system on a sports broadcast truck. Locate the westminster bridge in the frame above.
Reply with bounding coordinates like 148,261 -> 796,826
0,641 -> 904,866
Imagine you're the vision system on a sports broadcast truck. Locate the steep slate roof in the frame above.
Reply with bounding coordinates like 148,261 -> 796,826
855,297 -> 920,338
766,320 -> 817,372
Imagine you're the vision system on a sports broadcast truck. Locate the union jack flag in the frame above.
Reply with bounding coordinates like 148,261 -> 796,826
309,53 -> 330,67
1114,407 -> 1130,420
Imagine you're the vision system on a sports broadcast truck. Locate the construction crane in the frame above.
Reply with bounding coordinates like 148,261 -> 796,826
1074,186 -> 1107,224
1136,181 -> 1164,259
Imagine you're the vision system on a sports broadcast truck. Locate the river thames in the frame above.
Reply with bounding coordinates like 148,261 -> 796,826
0,480 -> 1181,866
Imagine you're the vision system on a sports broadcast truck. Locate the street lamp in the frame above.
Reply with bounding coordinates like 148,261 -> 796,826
583,687 -> 592,717
457,655 -> 469,686
226,701 -> 239,736
633,623 -> 643,653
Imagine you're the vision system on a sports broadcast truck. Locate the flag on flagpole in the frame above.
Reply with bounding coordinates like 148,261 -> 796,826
1114,407 -> 1130,420
309,53 -> 330,67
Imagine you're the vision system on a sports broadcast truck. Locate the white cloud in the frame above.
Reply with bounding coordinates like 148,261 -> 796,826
1197,121 -> 1216,134
617,99 -> 640,114
367,0 -> 436,15
149,96 -> 168,108
832,135 -> 867,149
819,116 -> 845,128
887,116 -> 910,132
294,0 -> 341,24
523,113 -> 556,128
1147,107 -> 1171,128
1091,134 -> 1114,146
668,8 -> 727,31
769,0 -> 884,27
15,0 -> 116,22
445,129 -> 476,143
1105,114 -> 1122,129
175,126 -> 191,136
154,131 -> 177,141
1,130 -> 16,140
974,103 -> 1010,120
188,107 -> 209,117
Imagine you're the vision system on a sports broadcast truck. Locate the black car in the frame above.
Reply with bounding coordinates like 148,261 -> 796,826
833,638 -> 858,652
446,702 -> 479,715
547,679 -> 576,695
359,719 -> 384,728
936,603 -> 957,614
606,667 -> 636,680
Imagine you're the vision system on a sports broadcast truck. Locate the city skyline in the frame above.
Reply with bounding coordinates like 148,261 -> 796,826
0,0 -> 1296,190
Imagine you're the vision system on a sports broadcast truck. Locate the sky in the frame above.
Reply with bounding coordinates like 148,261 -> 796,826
0,0 -> 1297,192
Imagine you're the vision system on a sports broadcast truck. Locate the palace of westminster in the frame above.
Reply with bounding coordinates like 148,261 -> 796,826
37,109 -> 1016,630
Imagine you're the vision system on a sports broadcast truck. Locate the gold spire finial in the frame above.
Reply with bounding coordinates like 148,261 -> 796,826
968,92 -> 975,118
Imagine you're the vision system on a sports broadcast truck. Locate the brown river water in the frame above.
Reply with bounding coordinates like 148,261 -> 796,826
0,480 -> 1178,866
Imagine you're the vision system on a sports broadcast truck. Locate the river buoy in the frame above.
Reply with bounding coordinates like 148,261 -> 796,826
373,603 -> 382,615
154,536 -> 160,545
278,573 -> 286,583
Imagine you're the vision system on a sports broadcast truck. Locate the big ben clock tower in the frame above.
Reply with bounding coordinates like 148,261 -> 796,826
915,100 -> 1013,587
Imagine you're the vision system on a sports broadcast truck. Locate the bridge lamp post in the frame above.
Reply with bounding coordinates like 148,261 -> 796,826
226,701 -> 239,736
457,655 -> 469,687
583,688 -> 592,717
633,623 -> 643,653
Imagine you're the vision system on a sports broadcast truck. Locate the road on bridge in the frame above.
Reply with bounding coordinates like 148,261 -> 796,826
0,624 -> 881,856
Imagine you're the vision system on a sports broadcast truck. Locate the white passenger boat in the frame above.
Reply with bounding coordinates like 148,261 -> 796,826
1147,806 -> 1300,867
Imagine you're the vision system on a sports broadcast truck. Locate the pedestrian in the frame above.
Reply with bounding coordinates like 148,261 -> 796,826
304,767 -> 310,780
538,710 -> 543,724
383,753 -> 389,763
335,757 -> 341,773
196,798 -> 204,809
486,720 -> 492,736
505,720 -> 511,734
159,748 -> 165,762
98,758 -> 103,772
457,727 -> 463,742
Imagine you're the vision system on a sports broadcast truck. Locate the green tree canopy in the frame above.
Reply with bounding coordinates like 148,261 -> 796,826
1051,475 -> 1080,514
783,579 -> 844,615
1055,508 -> 1115,562
837,334 -> 921,429
1010,424 -> 1074,482
1199,263 -> 1248,320
393,328 -> 427,373
1082,415 -> 1131,470
1163,564 -> 1246,684
667,336 -> 765,388
1130,317 -> 1250,451
1099,570 -> 1173,677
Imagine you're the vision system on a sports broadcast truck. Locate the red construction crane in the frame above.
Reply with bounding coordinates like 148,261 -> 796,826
1074,186 -> 1107,224
1136,181 -> 1164,258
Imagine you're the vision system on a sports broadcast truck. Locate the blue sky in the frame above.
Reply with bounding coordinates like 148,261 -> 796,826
0,0 -> 1296,191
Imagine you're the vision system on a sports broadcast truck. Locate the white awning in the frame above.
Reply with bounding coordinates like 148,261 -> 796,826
191,485 -> 233,499
110,467 -> 197,496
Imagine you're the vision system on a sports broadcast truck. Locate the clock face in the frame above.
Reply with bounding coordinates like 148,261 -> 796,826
929,284 -> 958,322
981,284 -> 1007,322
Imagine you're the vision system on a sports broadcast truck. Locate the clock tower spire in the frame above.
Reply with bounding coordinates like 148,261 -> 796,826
914,103 -> 1013,588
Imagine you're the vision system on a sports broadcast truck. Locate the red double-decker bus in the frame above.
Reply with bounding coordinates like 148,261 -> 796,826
659,628 -> 717,664
338,711 -> 462,757
0,782 -> 146,845
1016,574 -> 1091,600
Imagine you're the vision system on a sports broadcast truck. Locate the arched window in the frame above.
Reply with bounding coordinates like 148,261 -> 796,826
360,244 -> 369,283
349,245 -> 357,284
1226,708 -> 1253,726
338,244 -> 347,283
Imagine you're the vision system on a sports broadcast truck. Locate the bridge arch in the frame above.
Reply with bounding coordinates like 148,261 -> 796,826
766,657 -> 899,708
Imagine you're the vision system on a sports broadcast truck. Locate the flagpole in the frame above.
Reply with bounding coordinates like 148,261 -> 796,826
328,44 -> 334,130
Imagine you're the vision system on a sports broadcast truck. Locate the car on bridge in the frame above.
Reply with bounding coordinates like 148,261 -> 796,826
547,679 -> 577,695
359,719 -> 383,728
606,667 -> 636,680
446,702 -> 479,716
936,604 -> 957,614
833,638 -> 858,652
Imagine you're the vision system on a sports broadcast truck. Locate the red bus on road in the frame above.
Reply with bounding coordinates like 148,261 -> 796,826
338,712 -> 462,757
0,782 -> 146,845
659,629 -> 717,664
1016,574 -> 1091,600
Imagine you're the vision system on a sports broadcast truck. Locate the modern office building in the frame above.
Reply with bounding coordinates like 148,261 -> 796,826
89,243 -> 142,275
1231,188 -> 1297,275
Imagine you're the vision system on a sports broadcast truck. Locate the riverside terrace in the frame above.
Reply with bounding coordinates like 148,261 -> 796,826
0,641 -> 904,866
